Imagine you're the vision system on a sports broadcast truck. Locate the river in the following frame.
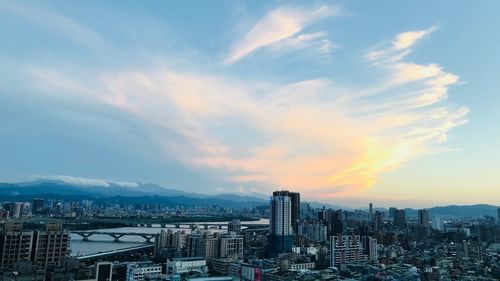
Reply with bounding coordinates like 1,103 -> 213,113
70,218 -> 269,256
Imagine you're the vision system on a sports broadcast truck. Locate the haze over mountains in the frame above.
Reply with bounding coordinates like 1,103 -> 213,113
0,176 -> 497,218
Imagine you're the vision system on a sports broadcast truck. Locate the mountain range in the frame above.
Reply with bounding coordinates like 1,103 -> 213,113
0,177 -> 497,217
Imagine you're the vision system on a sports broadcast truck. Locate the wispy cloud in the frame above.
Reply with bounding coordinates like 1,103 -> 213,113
1,2 -> 106,52
27,27 -> 466,199
5,2 -> 467,201
225,5 -> 337,64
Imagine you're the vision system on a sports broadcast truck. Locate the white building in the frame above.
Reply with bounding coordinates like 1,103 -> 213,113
166,257 -> 207,275
431,216 -> 444,231
270,191 -> 293,236
330,235 -> 366,267
126,262 -> 163,281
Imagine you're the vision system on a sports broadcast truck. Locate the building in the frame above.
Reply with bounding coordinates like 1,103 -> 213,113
238,263 -> 263,281
330,235 -> 366,267
2,202 -> 24,218
78,262 -> 114,281
126,262 -> 163,281
289,192 -> 300,232
418,209 -> 430,236
211,258 -> 234,276
0,222 -> 70,271
186,232 -> 242,262
269,190 -> 297,255
227,219 -> 241,233
393,209 -> 406,229
362,236 -> 378,261
166,257 -> 207,275
373,211 -> 383,231
154,229 -> 186,256
187,233 -> 219,262
32,222 -> 70,269
431,216 -> 444,231
369,203 -> 373,220
297,220 -> 328,242
32,198 -> 45,215
331,210 -> 344,235
0,221 -> 33,270
218,233 -> 244,259
497,207 -> 500,225
389,207 -> 397,218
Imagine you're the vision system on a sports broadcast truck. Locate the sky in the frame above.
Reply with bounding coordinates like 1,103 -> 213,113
0,1 -> 499,208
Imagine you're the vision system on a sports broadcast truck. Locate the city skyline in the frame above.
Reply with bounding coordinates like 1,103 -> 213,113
1,1 -> 499,208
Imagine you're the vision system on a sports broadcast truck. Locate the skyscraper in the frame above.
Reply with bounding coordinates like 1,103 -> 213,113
418,209 -> 430,229
418,209 -> 430,237
32,198 -> 45,215
268,190 -> 297,255
289,192 -> 300,232
369,203 -> 373,220
393,209 -> 406,229
373,211 -> 383,231
362,236 -> 378,261
497,207 -> 500,225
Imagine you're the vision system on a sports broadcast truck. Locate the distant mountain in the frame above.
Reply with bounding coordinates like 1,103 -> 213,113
403,204 -> 499,218
0,178 -> 267,208
0,177 -> 497,217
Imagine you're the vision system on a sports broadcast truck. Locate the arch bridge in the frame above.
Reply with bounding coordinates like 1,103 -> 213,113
72,231 -> 156,243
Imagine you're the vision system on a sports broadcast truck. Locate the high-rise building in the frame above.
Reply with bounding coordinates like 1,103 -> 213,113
268,190 -> 297,255
32,198 -> 45,215
0,221 -> 33,270
331,210 -> 344,235
330,235 -> 366,267
289,192 -> 300,232
369,203 -> 373,220
186,232 -> 243,261
154,229 -> 187,258
318,206 -> 327,222
362,236 -> 378,261
297,220 -> 328,242
497,207 -> 500,225
431,216 -> 444,231
187,233 -> 219,262
418,209 -> 430,229
3,202 -> 24,218
418,209 -> 430,238
393,209 -> 406,229
389,207 -> 397,219
373,211 -> 383,231
32,222 -> 70,269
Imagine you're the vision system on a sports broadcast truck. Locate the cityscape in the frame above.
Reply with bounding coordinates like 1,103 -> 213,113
1,1 -> 500,281
0,183 -> 499,280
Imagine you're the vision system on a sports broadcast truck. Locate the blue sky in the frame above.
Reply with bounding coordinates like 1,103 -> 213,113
0,1 -> 499,207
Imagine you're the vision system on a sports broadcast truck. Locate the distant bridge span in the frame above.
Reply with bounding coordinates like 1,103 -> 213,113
72,231 -> 156,243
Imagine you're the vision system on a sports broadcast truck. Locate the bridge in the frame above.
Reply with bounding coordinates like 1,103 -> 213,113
72,231 -> 156,243
76,244 -> 154,261
131,223 -> 268,230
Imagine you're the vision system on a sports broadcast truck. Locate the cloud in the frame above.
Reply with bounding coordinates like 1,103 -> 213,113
393,27 -> 435,50
30,175 -> 139,188
225,5 -> 337,63
0,2 -> 106,52
16,13 -> 466,200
